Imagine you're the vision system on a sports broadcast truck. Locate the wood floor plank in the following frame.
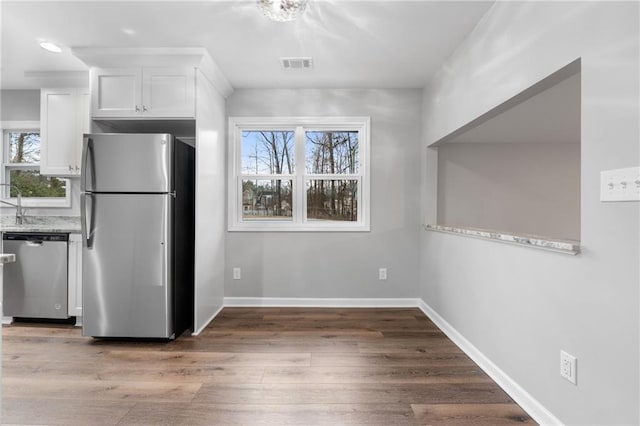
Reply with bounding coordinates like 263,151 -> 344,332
4,360 -> 266,384
412,403 -> 535,425
262,365 -> 493,384
196,329 -> 384,340
311,352 -> 476,367
2,307 -> 535,425
103,349 -> 311,366
4,377 -> 202,403
119,402 -> 418,425
3,397 -> 134,425
165,339 -> 361,353
192,383 -> 515,405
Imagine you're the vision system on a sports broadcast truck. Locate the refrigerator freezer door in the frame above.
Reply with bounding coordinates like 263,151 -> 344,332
82,133 -> 172,193
82,193 -> 173,338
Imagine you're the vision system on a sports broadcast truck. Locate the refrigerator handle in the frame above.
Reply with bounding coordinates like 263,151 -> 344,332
81,136 -> 95,192
81,193 -> 94,249
161,196 -> 169,289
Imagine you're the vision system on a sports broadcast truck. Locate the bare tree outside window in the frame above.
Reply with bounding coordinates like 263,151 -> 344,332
306,131 -> 359,222
241,131 -> 295,220
230,117 -> 369,231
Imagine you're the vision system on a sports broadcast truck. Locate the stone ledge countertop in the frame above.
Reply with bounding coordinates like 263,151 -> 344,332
424,224 -> 580,255
0,253 -> 16,264
0,216 -> 81,233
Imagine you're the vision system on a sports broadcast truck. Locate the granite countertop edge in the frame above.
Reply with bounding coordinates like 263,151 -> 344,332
0,216 -> 81,233
423,224 -> 580,255
0,253 -> 16,264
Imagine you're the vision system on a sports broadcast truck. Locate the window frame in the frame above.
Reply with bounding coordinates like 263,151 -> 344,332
1,121 -> 71,208
228,117 -> 370,232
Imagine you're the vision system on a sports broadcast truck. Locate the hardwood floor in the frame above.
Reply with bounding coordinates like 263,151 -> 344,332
2,308 -> 535,425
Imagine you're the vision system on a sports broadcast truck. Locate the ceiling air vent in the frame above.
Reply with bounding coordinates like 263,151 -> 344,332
281,57 -> 313,70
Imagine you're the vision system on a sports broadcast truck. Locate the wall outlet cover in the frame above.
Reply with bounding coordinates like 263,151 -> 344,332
378,268 -> 387,280
560,350 -> 577,385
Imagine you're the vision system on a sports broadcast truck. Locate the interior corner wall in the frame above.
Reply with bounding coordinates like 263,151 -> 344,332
225,89 -> 422,300
420,2 -> 639,425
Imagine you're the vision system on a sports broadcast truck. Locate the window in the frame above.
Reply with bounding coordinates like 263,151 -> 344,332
228,117 -> 370,231
2,128 -> 70,207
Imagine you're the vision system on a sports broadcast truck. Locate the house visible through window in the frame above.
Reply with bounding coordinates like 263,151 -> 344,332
229,117 -> 370,231
2,130 -> 69,207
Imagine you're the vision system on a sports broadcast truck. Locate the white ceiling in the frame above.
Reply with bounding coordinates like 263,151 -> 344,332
0,0 -> 494,90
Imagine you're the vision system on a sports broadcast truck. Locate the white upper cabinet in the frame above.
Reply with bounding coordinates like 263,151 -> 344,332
91,67 -> 195,118
91,68 -> 141,118
40,88 -> 90,177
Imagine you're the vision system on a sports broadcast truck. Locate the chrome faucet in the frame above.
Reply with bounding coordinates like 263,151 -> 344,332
0,184 -> 25,224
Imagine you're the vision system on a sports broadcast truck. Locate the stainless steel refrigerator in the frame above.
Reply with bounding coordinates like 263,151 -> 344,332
81,133 -> 195,339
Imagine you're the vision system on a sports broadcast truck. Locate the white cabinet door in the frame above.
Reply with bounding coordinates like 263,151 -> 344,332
91,67 -> 195,118
40,88 -> 89,177
68,233 -> 82,319
142,67 -> 195,118
91,68 -> 142,118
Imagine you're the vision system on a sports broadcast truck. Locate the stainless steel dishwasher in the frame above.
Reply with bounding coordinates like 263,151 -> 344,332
3,233 -> 69,319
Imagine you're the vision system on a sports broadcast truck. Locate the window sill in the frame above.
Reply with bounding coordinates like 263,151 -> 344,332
229,222 -> 370,232
423,224 -> 580,255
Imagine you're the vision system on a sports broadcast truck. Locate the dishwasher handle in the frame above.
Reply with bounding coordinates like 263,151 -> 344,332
26,240 -> 44,247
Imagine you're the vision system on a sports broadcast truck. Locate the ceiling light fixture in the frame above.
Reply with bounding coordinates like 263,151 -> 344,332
39,41 -> 62,53
257,0 -> 308,22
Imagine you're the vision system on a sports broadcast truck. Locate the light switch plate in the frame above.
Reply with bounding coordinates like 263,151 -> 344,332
600,166 -> 640,202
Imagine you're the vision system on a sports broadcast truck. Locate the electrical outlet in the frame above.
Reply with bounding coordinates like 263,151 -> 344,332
378,268 -> 387,280
232,267 -> 241,280
560,350 -> 577,385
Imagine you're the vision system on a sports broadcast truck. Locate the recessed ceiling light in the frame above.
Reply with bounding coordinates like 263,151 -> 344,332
39,41 -> 62,53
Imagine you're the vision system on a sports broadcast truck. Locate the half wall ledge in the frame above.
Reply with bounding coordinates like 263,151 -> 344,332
423,224 -> 580,255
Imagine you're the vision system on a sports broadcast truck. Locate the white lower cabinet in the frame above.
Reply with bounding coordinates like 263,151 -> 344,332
68,233 -> 82,322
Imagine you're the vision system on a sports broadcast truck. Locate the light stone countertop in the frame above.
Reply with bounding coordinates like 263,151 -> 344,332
424,224 -> 580,255
0,216 -> 81,233
0,253 -> 16,264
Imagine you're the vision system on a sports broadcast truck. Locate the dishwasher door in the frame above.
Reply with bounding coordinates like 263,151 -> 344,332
3,233 -> 69,319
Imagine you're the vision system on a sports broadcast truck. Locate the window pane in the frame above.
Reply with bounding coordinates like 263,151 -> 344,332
307,179 -> 358,222
9,169 -> 66,198
306,131 -> 359,174
242,179 -> 293,221
242,131 -> 295,175
8,132 -> 40,164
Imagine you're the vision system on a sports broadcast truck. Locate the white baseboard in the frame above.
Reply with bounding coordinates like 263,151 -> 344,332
2,316 -> 13,325
417,299 -> 562,426
223,297 -> 421,308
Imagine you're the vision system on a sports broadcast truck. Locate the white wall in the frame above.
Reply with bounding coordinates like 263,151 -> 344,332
0,90 -> 39,121
421,2 -> 639,425
193,70 -> 226,333
226,89 -> 422,300
437,142 -> 580,240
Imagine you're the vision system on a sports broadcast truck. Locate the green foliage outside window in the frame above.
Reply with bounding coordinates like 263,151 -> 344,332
5,131 -> 66,199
